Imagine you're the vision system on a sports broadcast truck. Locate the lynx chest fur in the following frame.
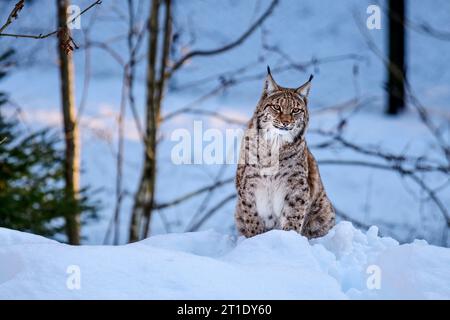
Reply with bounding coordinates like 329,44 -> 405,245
254,174 -> 287,229
235,67 -> 335,239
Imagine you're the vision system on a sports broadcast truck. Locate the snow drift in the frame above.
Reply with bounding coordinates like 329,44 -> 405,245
0,222 -> 449,299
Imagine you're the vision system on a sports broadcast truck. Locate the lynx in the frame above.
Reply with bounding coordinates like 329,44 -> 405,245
235,67 -> 335,239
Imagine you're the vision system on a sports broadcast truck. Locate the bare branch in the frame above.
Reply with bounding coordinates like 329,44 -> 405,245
153,177 -> 235,210
353,9 -> 450,162
111,70 -> 128,245
185,162 -> 230,232
168,0 -> 279,75
84,40 -> 125,65
186,193 -> 237,232
0,0 -> 25,34
0,0 -> 102,41
76,7 -> 99,123
410,21 -> 450,41
318,159 -> 450,225
163,53 -> 364,124
163,108 -> 247,126
265,45 -> 366,72
378,2 -> 450,42
334,208 -> 371,230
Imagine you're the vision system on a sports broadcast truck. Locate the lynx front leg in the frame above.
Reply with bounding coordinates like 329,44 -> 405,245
235,197 -> 265,238
280,178 -> 310,234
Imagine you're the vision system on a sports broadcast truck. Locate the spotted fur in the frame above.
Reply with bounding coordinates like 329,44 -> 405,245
235,67 -> 335,239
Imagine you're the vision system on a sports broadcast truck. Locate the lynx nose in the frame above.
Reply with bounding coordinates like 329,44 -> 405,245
279,114 -> 293,126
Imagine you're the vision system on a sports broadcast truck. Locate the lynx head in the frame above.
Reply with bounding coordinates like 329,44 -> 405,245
257,66 -> 313,143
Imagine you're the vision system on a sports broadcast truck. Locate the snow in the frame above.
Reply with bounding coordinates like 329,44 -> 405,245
1,1 -> 450,246
1,222 -> 449,299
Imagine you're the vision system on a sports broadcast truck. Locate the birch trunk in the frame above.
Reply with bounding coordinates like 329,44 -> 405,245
57,0 -> 80,244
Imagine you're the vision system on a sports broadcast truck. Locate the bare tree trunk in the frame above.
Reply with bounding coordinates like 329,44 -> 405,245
128,0 -> 274,242
57,0 -> 80,245
386,0 -> 406,115
142,0 -> 172,239
130,0 -> 172,242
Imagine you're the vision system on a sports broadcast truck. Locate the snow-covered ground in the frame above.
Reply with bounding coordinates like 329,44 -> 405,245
1,222 -> 449,299
1,1 -> 450,246
1,0 -> 449,301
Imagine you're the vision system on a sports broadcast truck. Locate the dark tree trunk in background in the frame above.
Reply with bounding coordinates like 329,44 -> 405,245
128,0 -> 275,242
57,0 -> 81,244
129,0 -> 172,242
386,0 -> 406,115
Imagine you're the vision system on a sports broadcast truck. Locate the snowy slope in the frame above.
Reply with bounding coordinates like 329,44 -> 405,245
1,222 -> 449,299
3,0 -> 450,246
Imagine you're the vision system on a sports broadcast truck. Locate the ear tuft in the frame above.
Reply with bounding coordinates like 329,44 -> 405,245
264,65 -> 279,95
296,74 -> 313,98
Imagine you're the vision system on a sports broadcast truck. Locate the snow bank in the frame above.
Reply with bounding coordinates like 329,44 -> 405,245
0,222 -> 449,299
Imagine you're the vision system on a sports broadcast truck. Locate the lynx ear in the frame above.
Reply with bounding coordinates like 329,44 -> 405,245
296,74 -> 313,98
264,66 -> 279,95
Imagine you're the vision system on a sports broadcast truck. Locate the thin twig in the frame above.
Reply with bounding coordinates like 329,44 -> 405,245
186,193 -> 237,232
318,159 -> 450,225
0,0 -> 25,34
168,0 -> 279,75
0,0 -> 102,40
153,177 -> 235,210
162,54 -> 365,123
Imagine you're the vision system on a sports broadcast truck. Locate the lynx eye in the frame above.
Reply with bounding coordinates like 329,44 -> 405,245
292,108 -> 301,114
270,104 -> 281,112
